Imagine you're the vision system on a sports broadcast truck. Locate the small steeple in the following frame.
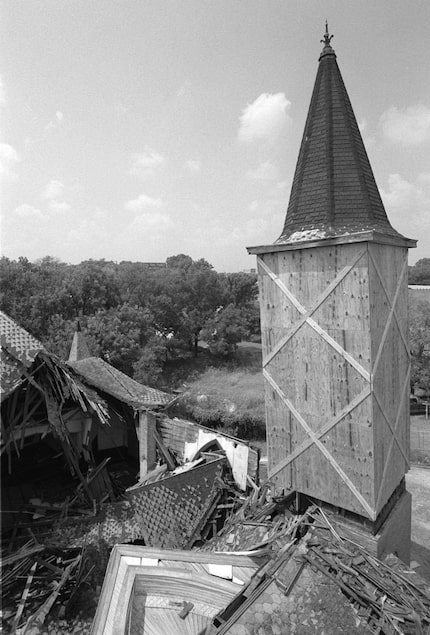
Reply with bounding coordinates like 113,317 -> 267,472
277,25 -> 407,245
68,319 -> 91,362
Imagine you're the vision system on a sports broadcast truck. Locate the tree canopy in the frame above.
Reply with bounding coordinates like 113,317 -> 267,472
0,255 -> 260,387
409,259 -> 430,285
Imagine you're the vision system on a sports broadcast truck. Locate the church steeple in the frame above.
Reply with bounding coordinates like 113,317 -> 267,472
247,28 -> 415,562
277,25 -> 404,245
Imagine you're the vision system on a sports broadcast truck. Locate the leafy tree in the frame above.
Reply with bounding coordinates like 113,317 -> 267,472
116,261 -> 158,306
158,255 -> 224,355
44,314 -> 81,359
166,253 -> 194,271
62,259 -> 121,317
0,256 -> 70,339
220,272 -> 258,306
201,304 -> 248,357
410,299 -> 430,394
0,256 -> 35,327
409,259 -> 430,285
84,304 -> 156,376
0,253 -> 259,384
133,335 -> 168,385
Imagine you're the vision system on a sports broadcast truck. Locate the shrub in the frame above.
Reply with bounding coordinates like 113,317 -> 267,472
179,368 -> 266,440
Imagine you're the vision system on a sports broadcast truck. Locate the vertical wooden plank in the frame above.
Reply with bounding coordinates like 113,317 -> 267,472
369,243 -> 410,514
261,242 -> 376,517
138,410 -> 157,480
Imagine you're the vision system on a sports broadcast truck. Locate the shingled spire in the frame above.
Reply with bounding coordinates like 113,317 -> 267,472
277,24 -> 403,244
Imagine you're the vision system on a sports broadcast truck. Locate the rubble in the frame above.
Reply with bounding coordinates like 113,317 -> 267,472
3,463 -> 430,633
3,313 -> 429,633
1,409 -> 258,632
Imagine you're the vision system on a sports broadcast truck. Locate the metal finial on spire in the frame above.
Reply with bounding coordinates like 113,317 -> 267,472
319,20 -> 335,60
321,20 -> 334,47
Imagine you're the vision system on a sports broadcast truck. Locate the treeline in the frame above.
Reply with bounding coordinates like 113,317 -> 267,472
408,259 -> 430,394
0,254 -> 260,386
1,255 -> 429,393
409,258 -> 430,284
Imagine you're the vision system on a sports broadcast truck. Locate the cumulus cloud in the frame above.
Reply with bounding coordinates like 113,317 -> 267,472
247,161 -> 278,181
380,105 -> 430,146
49,201 -> 71,214
44,179 -> 65,200
357,118 -> 376,150
380,173 -> 430,241
184,159 -> 201,173
42,179 -> 70,213
14,203 -> 45,219
381,173 -> 429,213
45,111 -> 64,131
130,211 -> 171,230
124,193 -> 164,212
238,93 -> 292,143
129,147 -> 165,177
0,143 -> 20,179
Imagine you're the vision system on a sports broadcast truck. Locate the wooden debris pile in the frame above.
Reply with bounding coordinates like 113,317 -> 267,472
45,453 -> 243,551
1,538 -> 104,634
304,511 -> 430,634
200,491 -> 430,634
201,483 -> 298,554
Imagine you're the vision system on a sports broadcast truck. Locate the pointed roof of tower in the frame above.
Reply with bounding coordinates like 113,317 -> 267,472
275,25 -> 409,245
68,320 -> 91,362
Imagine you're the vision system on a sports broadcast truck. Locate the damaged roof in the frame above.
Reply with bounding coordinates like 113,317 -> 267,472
0,310 -> 46,398
126,457 -> 227,550
68,356 -> 173,408
66,323 -> 173,408
92,499 -> 430,634
1,310 -> 109,451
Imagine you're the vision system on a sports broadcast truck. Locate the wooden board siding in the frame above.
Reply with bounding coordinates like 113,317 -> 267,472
368,244 -> 410,512
258,241 -> 410,521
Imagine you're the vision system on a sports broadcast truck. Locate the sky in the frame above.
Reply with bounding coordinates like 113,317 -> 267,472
1,0 -> 429,271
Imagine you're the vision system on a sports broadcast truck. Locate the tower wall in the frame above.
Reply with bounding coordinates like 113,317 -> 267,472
258,239 -> 410,521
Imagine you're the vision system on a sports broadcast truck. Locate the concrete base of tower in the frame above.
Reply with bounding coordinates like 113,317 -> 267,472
328,490 -> 412,566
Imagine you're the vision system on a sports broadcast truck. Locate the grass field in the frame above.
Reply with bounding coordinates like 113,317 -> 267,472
410,414 -> 430,465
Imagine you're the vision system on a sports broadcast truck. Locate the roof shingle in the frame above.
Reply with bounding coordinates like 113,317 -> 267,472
68,356 -> 172,408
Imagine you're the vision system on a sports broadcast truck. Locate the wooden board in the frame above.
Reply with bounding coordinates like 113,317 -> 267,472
257,241 -> 410,520
91,546 -> 263,635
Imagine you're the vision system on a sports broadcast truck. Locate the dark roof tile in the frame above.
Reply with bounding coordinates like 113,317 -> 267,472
68,356 -> 173,408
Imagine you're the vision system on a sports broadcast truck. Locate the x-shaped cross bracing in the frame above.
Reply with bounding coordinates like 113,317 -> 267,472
259,247 -> 409,519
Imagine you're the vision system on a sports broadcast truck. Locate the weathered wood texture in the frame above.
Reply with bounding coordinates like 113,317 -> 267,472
92,546 -> 261,635
258,241 -> 410,520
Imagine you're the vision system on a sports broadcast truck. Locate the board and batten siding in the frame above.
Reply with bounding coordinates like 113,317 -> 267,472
257,240 -> 410,521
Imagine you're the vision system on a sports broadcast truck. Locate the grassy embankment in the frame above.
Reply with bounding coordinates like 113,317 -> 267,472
168,343 -> 266,441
